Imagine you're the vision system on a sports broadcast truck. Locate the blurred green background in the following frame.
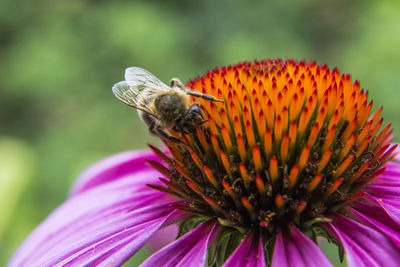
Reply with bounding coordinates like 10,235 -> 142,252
0,0 -> 399,265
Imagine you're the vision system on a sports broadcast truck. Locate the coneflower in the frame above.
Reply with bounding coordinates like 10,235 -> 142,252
10,59 -> 400,267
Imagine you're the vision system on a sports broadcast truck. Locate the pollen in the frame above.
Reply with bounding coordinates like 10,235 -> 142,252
149,59 -> 395,232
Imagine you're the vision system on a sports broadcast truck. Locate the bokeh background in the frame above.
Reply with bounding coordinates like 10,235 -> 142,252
1,0 -> 399,265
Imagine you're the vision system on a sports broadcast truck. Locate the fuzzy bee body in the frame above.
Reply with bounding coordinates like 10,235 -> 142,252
112,67 -> 223,143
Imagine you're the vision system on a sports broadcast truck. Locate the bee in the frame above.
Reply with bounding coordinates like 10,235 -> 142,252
112,67 -> 224,143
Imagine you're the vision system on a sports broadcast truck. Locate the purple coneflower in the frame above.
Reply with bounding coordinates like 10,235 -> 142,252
10,59 -> 400,266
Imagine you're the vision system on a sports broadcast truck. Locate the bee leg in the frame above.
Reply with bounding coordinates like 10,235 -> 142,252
152,125 -> 183,144
199,119 -> 208,126
172,124 -> 184,134
185,89 -> 225,103
143,112 -> 183,143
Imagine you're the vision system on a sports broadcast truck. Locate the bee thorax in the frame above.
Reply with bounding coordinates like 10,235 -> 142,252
154,93 -> 187,128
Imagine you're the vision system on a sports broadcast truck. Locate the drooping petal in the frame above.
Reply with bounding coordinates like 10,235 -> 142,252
359,193 -> 400,226
140,220 -> 220,267
272,226 -> 333,267
346,206 -> 400,249
325,213 -> 400,267
357,155 -> 400,226
9,174 -> 187,267
70,150 -> 160,196
351,201 -> 400,233
224,230 -> 265,267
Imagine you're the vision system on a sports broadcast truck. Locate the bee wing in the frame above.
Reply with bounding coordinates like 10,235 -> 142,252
125,67 -> 173,99
112,81 -> 157,117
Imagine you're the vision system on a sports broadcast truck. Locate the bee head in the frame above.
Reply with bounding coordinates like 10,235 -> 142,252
174,103 -> 204,134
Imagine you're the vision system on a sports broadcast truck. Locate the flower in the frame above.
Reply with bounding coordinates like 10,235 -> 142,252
9,59 -> 400,266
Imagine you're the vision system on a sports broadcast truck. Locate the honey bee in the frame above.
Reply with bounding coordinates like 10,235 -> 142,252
112,67 -> 224,143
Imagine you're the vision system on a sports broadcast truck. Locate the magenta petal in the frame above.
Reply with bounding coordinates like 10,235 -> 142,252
70,150 -> 160,196
272,226 -> 333,267
326,213 -> 400,267
140,220 -> 220,267
271,230 -> 289,267
9,174 -> 187,267
223,230 -> 265,267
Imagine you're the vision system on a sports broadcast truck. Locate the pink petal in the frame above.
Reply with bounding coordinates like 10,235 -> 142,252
140,220 -> 221,267
223,230 -> 266,267
9,174 -> 187,267
56,210 -> 182,266
70,150 -> 161,196
325,213 -> 400,267
272,226 -> 333,267
147,224 -> 179,252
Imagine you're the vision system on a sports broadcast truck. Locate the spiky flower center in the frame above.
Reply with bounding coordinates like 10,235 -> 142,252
149,59 -> 395,234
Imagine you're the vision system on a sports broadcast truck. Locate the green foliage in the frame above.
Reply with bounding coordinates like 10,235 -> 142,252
0,0 -> 399,265
207,229 -> 244,267
0,137 -> 35,261
177,216 -> 208,238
